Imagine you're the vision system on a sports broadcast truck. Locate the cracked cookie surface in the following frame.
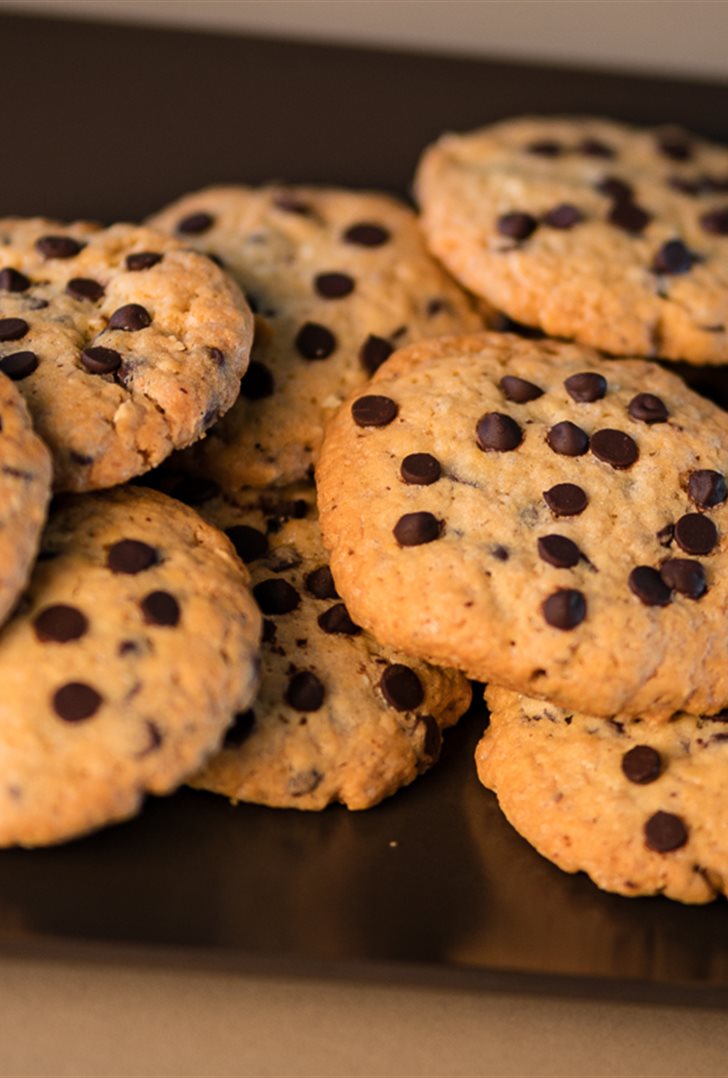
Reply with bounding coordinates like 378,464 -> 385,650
0,218 -> 253,490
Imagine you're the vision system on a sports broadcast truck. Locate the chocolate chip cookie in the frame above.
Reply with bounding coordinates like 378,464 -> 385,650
148,186 -> 481,487
416,117 -> 728,364
0,218 -> 254,490
477,685 -> 728,903
186,485 -> 471,809
0,486 -> 261,846
317,331 -> 728,720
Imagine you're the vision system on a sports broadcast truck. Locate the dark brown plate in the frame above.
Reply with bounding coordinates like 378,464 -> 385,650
1,12 -> 728,1006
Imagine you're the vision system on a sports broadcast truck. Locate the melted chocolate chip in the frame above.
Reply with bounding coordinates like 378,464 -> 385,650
253,578 -> 300,615
526,138 -> 562,156
596,176 -> 633,201
224,709 -> 256,748
543,483 -> 588,516
53,682 -> 102,722
81,346 -> 122,375
644,811 -> 688,852
66,277 -> 105,302
126,251 -> 162,271
628,393 -> 669,423
107,539 -> 158,574
286,671 -> 325,712
660,558 -> 707,599
700,207 -> 728,235
140,590 -> 181,626
0,317 -> 28,342
352,394 -> 398,427
497,212 -> 538,241
0,268 -> 30,292
657,132 -> 692,161
622,745 -> 661,784
177,212 -> 214,234
652,239 -> 699,275
360,334 -> 393,373
401,453 -> 441,485
393,512 -> 441,547
629,566 -> 672,607
674,513 -> 718,556
33,604 -> 89,643
542,589 -> 587,630
591,429 -> 639,469
546,421 -> 589,456
295,321 -> 336,360
317,603 -> 361,635
537,534 -> 581,569
36,235 -> 84,259
225,525 -> 269,563
564,371 -> 606,402
343,222 -> 391,246
688,469 -> 726,509
108,304 -> 151,331
500,375 -> 544,403
608,200 -> 651,234
305,565 -> 339,599
579,138 -> 615,158
0,351 -> 38,380
314,272 -> 355,299
543,203 -> 583,229
380,664 -> 424,711
240,360 -> 275,399
476,412 -> 522,452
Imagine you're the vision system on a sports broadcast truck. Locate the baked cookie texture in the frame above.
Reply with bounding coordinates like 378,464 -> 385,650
148,185 -> 482,487
0,486 -> 261,847
317,331 -> 728,720
0,218 -> 254,490
0,373 -> 52,626
477,685 -> 728,904
416,116 -> 728,364
188,485 -> 471,810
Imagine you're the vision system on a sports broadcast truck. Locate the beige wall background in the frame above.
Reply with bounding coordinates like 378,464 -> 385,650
3,0 -> 728,81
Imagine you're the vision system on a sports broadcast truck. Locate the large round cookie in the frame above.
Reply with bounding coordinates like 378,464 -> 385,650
187,485 -> 471,810
0,486 -> 261,847
477,685 -> 728,903
0,373 -> 52,624
0,218 -> 254,490
416,117 -> 728,364
148,185 -> 482,487
317,332 -> 728,720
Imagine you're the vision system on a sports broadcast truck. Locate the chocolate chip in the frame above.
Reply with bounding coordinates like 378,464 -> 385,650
644,811 -> 688,852
140,590 -> 180,627
177,212 -> 214,234
0,351 -> 38,380
668,175 -> 702,196
393,512 -> 441,546
542,589 -> 587,629
628,393 -> 669,424
660,558 -> 707,599
417,714 -> 442,760
253,578 -> 300,615
0,317 -> 28,342
688,469 -> 726,509
537,534 -> 581,569
401,453 -> 441,485
628,566 -> 672,606
295,321 -> 336,360
652,239 -> 699,275
622,745 -> 661,784
546,421 -> 589,456
285,671 -> 325,711
33,604 -> 88,643
352,394 -> 398,427
492,545 -> 509,561
81,346 -> 121,375
66,277 -> 104,302
543,203 -> 583,229
314,272 -> 355,299
591,429 -> 639,469
497,212 -> 538,241
674,513 -> 718,555
226,525 -> 268,563
564,371 -> 606,402
700,207 -> 728,235
526,138 -> 562,156
305,565 -> 339,599
579,138 -> 615,158
359,334 -> 393,373
476,412 -> 522,452
53,682 -> 102,722
126,252 -> 162,271
543,483 -> 588,516
107,539 -> 158,574
343,222 -> 391,246
317,602 -> 361,635
657,523 -> 675,547
609,199 -> 651,234
240,360 -> 275,399
500,375 -> 544,403
224,709 -> 256,747
596,176 -> 633,201
108,304 -> 151,331
272,193 -> 312,214
380,663 -> 424,711
657,132 -> 692,161
0,268 -> 30,292
208,347 -> 225,367
36,235 -> 84,259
